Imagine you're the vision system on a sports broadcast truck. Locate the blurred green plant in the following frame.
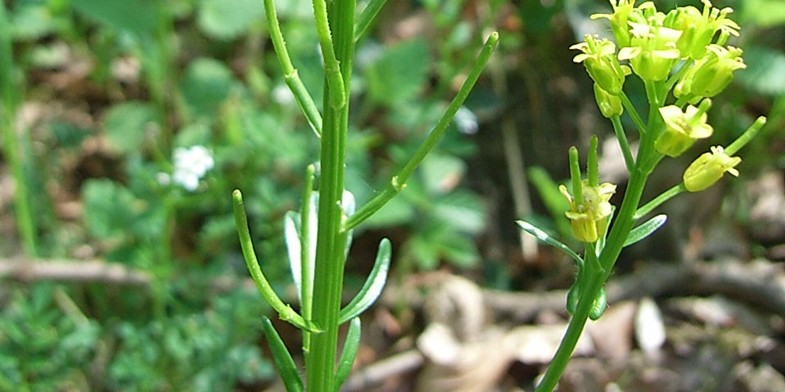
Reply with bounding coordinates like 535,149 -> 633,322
0,284 -> 99,390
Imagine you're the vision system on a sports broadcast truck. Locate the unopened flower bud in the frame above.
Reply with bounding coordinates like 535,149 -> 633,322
675,45 -> 745,101
593,83 -> 623,118
591,0 -> 639,47
683,146 -> 741,192
655,99 -> 713,157
665,0 -> 740,60
571,35 -> 629,95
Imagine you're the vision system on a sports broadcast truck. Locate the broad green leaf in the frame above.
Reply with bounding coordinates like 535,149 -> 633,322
103,102 -> 156,153
365,38 -> 430,107
339,239 -> 391,323
517,220 -> 583,266
179,58 -> 236,121
432,191 -> 485,234
422,153 -> 465,195
82,179 -> 137,240
197,0 -> 264,40
72,0 -> 162,37
623,214 -> 667,247
261,318 -> 303,392
334,317 -> 361,389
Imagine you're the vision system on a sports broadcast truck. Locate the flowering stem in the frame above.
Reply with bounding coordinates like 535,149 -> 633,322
343,32 -> 499,232
536,166 -> 650,392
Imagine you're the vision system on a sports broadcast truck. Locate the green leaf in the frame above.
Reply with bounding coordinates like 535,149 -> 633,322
736,46 -> 785,96
103,102 -> 156,153
623,214 -> 667,247
339,239 -> 391,323
365,38 -> 430,107
261,317 -> 303,392
197,0 -> 264,40
432,191 -> 485,234
334,317 -> 361,390
179,58 -> 236,120
82,179 -> 137,240
72,0 -> 162,37
517,220 -> 583,266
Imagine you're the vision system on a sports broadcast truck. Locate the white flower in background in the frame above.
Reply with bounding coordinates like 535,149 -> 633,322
172,145 -> 215,192
272,84 -> 295,106
454,106 -> 479,135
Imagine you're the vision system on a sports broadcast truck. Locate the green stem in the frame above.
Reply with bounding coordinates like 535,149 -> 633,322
0,4 -> 37,257
306,0 -> 355,390
634,183 -> 684,220
725,116 -> 767,155
264,0 -> 323,137
620,92 -> 648,136
611,115 -> 634,172
343,32 -> 499,231
536,165 -> 650,392
312,0 -> 347,109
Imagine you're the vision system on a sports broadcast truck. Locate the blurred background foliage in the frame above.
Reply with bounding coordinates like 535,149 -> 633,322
0,0 -> 782,389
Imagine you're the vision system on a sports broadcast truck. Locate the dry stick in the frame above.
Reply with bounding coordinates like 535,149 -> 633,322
489,43 -> 538,261
0,259 -> 151,285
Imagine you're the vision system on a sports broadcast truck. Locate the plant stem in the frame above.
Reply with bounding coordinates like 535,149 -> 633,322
264,0 -> 323,137
611,115 -> 634,171
343,32 -> 499,231
634,183 -> 685,220
306,0 -> 355,390
0,4 -> 37,257
536,166 -> 649,392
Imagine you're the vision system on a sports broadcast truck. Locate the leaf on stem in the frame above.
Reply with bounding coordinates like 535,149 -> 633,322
262,317 -> 304,392
334,317 -> 362,389
623,214 -> 667,247
339,238 -> 392,324
516,220 -> 583,267
232,189 -> 321,333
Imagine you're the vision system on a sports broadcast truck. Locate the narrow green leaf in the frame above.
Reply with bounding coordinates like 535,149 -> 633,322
233,189 -> 321,333
517,220 -> 583,266
261,317 -> 304,392
334,317 -> 362,390
338,238 -> 391,324
623,214 -> 667,247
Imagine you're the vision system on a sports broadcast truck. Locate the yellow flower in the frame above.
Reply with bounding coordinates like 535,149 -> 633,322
683,146 -> 741,192
654,99 -> 714,157
560,181 -> 616,242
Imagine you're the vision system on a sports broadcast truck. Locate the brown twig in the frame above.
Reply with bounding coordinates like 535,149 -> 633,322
0,259 -> 151,285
